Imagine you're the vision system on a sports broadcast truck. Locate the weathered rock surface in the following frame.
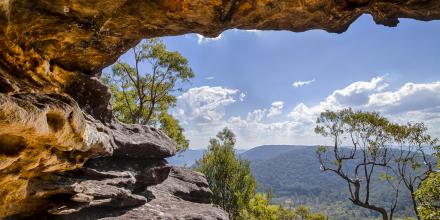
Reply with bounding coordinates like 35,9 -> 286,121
96,167 -> 227,220
1,0 -> 440,92
19,166 -> 226,220
150,167 -> 214,204
100,189 -> 229,220
1,0 -> 440,219
111,123 -> 176,159
0,92 -> 179,217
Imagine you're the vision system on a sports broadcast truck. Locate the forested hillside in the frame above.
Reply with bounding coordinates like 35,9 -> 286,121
167,144 -> 435,219
241,145 -> 425,220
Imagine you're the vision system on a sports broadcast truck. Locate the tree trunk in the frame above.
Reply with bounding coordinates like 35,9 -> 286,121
410,192 -> 421,220
381,211 -> 389,220
352,200 -> 389,220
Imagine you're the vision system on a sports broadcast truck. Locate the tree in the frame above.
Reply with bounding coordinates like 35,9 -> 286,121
387,122 -> 438,220
240,193 -> 279,220
196,128 -> 328,220
415,147 -> 440,220
293,205 -> 327,220
102,39 -> 194,151
315,109 -> 396,220
415,171 -> 440,219
195,127 -> 256,218
315,109 -> 438,220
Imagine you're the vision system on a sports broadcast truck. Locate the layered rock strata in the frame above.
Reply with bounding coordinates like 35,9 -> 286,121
0,90 -> 227,219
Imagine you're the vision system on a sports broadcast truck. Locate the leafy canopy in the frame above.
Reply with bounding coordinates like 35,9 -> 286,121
415,146 -> 440,220
196,127 -> 327,220
102,39 -> 194,152
196,127 -> 256,218
315,108 -> 438,220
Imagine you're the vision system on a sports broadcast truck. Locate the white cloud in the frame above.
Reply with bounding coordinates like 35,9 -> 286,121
292,79 -> 315,88
287,76 -> 387,123
231,29 -> 263,35
267,101 -> 284,117
244,29 -> 263,36
244,29 -> 262,33
196,34 -> 222,44
329,76 -> 388,106
244,101 -> 284,122
225,116 -> 314,148
246,109 -> 267,122
239,93 -> 246,101
367,81 -> 440,113
173,77 -> 440,149
205,76 -> 215,80
173,86 -> 244,124
288,76 -> 440,142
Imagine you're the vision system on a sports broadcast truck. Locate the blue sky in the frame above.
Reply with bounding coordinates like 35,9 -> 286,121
107,15 -> 440,149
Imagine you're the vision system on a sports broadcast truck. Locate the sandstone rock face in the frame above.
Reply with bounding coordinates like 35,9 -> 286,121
150,167 -> 214,204
0,0 -> 439,219
0,92 -> 180,218
0,79 -> 224,219
1,1 -> 440,91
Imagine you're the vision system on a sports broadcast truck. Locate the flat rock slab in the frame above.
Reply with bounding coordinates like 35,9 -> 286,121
111,122 -> 176,159
101,189 -> 229,220
150,167 -> 212,203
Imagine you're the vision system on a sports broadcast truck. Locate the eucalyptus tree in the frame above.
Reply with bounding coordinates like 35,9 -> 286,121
315,109 -> 397,220
415,166 -> 440,220
102,39 -> 194,151
315,109 -> 437,220
196,127 -> 256,218
387,122 -> 438,220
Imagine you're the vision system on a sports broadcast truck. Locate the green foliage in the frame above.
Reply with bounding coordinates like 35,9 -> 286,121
196,129 -> 328,219
242,145 -> 420,219
239,193 -> 279,220
239,194 -> 327,220
159,110 -> 189,151
102,39 -> 193,151
415,171 -> 440,220
379,172 -> 395,182
196,127 -> 256,218
314,108 -> 438,220
415,146 -> 440,220
315,146 -> 327,154
293,205 -> 327,220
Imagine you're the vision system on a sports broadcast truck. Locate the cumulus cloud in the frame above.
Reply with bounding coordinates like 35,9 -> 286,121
173,86 -> 244,124
196,34 -> 222,44
173,77 -> 440,149
292,79 -> 315,88
367,81 -> 440,113
288,76 -> 440,141
244,101 -> 284,122
267,101 -> 284,117
288,76 -> 388,120
226,116 -> 313,147
329,76 -> 388,106
246,109 -> 267,122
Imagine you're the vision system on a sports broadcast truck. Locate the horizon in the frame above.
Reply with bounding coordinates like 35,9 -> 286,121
180,144 -> 438,153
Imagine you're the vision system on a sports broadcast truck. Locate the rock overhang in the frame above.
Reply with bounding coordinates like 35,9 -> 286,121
1,0 -> 440,81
